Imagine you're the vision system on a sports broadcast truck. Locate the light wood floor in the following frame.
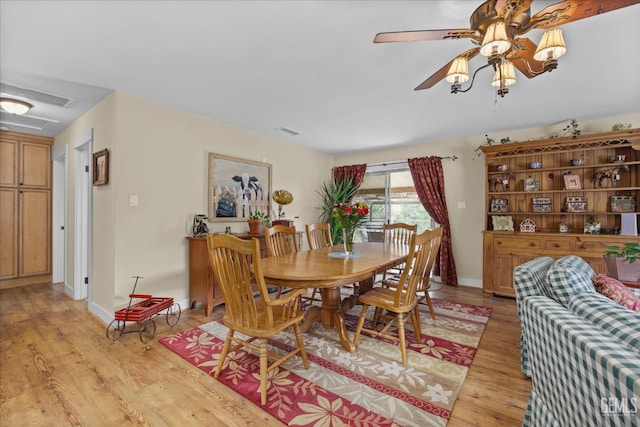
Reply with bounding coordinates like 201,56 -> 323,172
0,282 -> 531,426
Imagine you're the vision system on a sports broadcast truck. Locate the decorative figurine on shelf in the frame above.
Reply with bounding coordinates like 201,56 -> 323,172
488,172 -> 514,192
272,189 -> 293,219
192,214 -> 209,237
520,218 -> 536,233
591,164 -> 629,188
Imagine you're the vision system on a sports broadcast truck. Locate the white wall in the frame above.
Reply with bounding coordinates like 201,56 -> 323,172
53,93 -> 638,312
54,91 -> 333,317
333,113 -> 640,287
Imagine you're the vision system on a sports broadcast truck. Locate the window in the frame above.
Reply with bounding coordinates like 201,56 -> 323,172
352,162 -> 434,242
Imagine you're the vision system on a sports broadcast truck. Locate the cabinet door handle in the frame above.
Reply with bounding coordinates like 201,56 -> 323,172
554,243 -> 560,248
530,243 -> 536,247
581,244 -> 588,250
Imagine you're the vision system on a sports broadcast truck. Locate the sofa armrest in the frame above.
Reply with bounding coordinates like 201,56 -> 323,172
522,296 -> 640,427
513,256 -> 555,377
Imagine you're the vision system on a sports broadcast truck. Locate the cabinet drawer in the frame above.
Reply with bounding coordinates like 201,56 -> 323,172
494,236 -> 541,250
545,239 -> 575,251
576,238 -> 612,255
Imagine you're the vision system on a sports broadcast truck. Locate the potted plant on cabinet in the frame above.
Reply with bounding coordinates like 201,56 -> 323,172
247,211 -> 270,234
604,243 -> 640,282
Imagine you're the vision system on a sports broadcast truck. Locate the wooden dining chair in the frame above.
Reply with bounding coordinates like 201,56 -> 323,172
381,227 -> 442,320
264,224 -> 299,257
381,222 -> 417,281
352,228 -> 441,365
304,223 -> 333,303
264,225 -> 299,297
206,234 -> 309,405
305,223 -> 333,249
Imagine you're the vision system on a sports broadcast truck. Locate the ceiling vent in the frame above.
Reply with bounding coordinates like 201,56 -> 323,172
0,82 -> 73,108
277,127 -> 300,136
0,111 -> 57,131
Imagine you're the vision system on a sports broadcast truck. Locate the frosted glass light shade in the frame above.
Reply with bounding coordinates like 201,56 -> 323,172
491,61 -> 517,87
445,57 -> 470,83
480,21 -> 511,57
0,98 -> 32,115
534,28 -> 566,61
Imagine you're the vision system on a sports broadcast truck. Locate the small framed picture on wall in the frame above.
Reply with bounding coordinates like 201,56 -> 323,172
93,149 -> 109,186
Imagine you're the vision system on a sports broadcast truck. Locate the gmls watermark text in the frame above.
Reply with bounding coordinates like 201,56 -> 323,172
601,397 -> 638,416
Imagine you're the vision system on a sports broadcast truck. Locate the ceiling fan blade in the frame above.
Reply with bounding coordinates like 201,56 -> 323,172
531,0 -> 640,29
507,37 -> 545,78
414,48 -> 480,91
373,29 -> 476,43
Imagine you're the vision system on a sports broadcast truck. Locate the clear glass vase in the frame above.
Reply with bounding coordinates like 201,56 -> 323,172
343,227 -> 355,256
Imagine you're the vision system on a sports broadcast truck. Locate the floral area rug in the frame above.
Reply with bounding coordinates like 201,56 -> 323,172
159,298 -> 492,427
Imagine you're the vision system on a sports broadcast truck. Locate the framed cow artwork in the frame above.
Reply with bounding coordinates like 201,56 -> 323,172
208,153 -> 272,222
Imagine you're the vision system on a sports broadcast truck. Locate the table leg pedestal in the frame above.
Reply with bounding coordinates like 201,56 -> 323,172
299,287 -> 356,353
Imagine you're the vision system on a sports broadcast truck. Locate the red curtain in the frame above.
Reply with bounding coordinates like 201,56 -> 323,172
408,156 -> 458,285
332,164 -> 367,188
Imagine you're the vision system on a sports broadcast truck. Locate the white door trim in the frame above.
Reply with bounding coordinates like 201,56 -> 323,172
73,129 -> 93,301
52,145 -> 67,289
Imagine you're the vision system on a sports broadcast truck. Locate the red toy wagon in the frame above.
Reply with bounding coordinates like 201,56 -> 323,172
106,276 -> 181,342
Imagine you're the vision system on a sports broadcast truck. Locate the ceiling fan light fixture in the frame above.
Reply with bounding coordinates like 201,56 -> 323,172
533,28 -> 566,61
0,98 -> 33,115
479,21 -> 511,57
491,61 -> 516,87
445,57 -> 470,84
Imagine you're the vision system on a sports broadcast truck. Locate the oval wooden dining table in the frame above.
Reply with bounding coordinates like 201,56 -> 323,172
260,242 -> 409,353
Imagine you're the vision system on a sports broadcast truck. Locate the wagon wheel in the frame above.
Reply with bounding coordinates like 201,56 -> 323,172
139,320 -> 156,343
166,303 -> 181,327
106,320 -> 124,341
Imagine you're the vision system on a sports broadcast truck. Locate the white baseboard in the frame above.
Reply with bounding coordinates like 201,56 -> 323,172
88,301 -> 114,325
432,276 -> 482,289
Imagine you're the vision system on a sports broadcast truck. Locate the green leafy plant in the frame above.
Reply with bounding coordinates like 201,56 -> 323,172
317,176 -> 359,244
604,243 -> 640,263
561,119 -> 581,137
473,135 -> 511,160
248,211 -> 270,225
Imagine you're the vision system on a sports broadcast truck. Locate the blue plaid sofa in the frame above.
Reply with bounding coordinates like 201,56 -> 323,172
513,255 -> 640,427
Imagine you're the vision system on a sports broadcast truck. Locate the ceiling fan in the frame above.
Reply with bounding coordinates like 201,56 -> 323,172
374,0 -> 639,96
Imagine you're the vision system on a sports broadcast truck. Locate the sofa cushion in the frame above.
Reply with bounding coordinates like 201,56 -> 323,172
544,256 -> 595,307
569,291 -> 640,352
591,274 -> 640,312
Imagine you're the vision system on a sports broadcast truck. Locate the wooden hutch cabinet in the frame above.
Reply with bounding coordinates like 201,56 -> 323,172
481,128 -> 640,297
0,131 -> 52,288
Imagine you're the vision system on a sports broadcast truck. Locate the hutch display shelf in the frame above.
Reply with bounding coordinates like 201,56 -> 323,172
481,128 -> 640,297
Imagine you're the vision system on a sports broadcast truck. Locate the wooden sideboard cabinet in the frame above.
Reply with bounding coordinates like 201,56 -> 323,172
483,232 -> 640,297
187,233 -> 267,316
481,128 -> 640,297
